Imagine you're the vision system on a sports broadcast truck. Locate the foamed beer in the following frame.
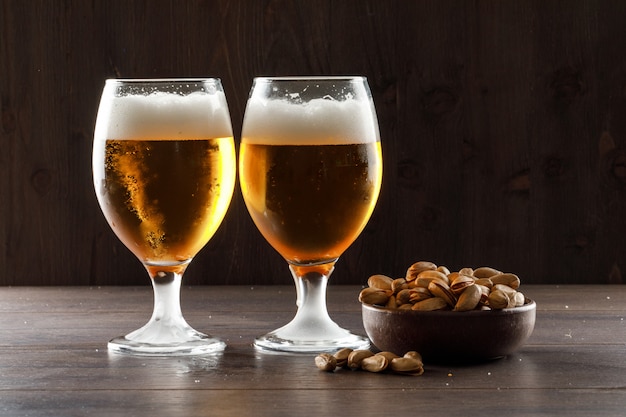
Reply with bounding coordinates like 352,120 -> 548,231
93,88 -> 236,272
240,93 -> 382,267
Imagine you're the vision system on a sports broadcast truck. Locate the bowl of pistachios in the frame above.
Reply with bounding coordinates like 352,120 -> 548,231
360,261 -> 536,363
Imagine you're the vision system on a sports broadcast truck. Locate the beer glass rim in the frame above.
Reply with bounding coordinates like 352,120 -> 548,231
253,76 -> 366,83
104,78 -> 222,84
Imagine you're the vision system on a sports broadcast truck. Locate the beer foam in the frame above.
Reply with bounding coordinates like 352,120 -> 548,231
241,97 -> 380,145
95,91 -> 233,140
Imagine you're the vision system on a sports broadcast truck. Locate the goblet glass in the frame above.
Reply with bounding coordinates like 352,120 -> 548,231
239,76 -> 383,352
93,79 -> 236,355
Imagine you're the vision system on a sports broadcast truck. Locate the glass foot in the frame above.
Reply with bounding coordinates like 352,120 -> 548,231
254,321 -> 370,353
108,332 -> 226,356
107,271 -> 226,356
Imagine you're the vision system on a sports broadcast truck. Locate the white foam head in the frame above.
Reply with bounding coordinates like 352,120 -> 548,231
95,89 -> 233,140
241,96 -> 380,145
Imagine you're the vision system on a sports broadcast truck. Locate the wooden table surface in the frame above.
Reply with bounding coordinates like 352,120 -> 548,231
1,285 -> 625,416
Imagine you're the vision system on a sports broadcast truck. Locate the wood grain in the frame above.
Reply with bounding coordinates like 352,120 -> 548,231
1,1 -> 626,285
0,285 -> 625,416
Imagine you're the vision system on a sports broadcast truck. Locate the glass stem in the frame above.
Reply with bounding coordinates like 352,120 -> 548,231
150,271 -> 186,327
253,263 -> 370,352
291,265 -> 333,323
123,270 -> 194,343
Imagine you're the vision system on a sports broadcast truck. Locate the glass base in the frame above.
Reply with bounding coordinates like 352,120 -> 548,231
254,324 -> 370,354
106,270 -> 226,356
108,332 -> 226,356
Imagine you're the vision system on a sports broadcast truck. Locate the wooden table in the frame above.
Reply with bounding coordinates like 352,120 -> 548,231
1,285 -> 625,416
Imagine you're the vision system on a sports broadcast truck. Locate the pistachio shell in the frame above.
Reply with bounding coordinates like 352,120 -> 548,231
474,277 -> 494,289
359,287 -> 390,305
459,267 -> 474,276
390,357 -> 424,376
408,287 -> 432,303
403,351 -> 423,362
348,349 -> 374,369
436,265 -> 451,275
454,282 -> 481,311
361,354 -> 389,373
385,294 -> 398,309
488,289 -> 510,309
427,279 -> 457,307
405,261 -> 437,281
514,291 -> 526,307
367,274 -> 393,290
391,277 -> 408,293
315,353 -> 337,371
491,273 -> 521,289
473,266 -> 502,278
395,288 -> 412,305
376,351 -> 400,362
450,274 -> 476,295
476,284 -> 491,305
333,348 -> 353,368
493,283 -> 517,297
411,296 -> 449,311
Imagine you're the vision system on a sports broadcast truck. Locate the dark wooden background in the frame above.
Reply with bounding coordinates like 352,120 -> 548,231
2,0 -> 626,286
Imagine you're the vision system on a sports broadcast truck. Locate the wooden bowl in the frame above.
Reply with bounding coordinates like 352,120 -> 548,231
362,300 -> 536,363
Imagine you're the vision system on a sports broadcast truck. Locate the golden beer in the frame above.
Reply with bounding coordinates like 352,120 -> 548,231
94,137 -> 235,272
93,81 -> 236,276
239,141 -> 382,266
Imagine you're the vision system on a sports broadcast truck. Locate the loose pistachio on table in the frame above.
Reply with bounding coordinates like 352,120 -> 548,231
359,261 -> 528,312
315,348 -> 424,376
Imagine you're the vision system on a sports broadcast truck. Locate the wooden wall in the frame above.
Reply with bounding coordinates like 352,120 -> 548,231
1,0 -> 626,286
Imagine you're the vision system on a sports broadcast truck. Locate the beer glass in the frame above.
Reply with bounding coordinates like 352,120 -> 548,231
239,77 -> 382,352
93,79 -> 236,355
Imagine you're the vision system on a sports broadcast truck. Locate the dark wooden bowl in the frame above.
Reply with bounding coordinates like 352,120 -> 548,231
362,300 -> 536,363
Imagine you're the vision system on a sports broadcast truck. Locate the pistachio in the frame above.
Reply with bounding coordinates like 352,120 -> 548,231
358,287 -> 390,305
416,270 -> 450,287
385,294 -> 398,309
436,265 -> 451,275
315,353 -> 337,372
405,261 -> 437,281
390,357 -> 424,376
447,271 -> 461,283
427,279 -> 457,307
412,296 -> 449,311
450,274 -> 476,295
403,351 -> 423,362
408,287 -> 432,303
454,282 -> 481,311
476,284 -> 491,305
513,291 -> 526,307
459,267 -> 474,276
347,349 -> 374,369
474,277 -> 494,289
395,288 -> 412,305
473,266 -> 501,278
361,355 -> 389,373
488,289 -> 510,310
376,351 -> 400,362
398,303 -> 413,310
493,283 -> 517,297
367,274 -> 393,290
491,273 -> 521,289
333,348 -> 353,368
391,277 -> 408,293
